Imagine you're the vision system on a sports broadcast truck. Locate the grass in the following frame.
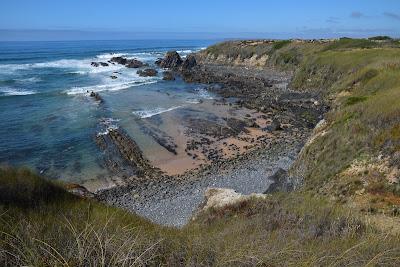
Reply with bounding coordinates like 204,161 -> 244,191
3,38 -> 400,266
2,167 -> 400,266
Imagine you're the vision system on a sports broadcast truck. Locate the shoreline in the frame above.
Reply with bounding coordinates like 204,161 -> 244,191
93,49 -> 326,226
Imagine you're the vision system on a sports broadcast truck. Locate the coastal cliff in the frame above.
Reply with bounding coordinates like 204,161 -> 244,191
1,37 -> 400,266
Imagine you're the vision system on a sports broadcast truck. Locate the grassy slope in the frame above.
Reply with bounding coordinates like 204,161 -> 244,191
2,38 -> 400,266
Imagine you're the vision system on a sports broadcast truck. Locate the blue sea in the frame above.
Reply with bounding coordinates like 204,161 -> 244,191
0,40 -> 216,185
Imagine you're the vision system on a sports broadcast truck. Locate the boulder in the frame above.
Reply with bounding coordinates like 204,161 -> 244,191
226,118 -> 249,134
126,59 -> 146,68
91,62 -> 100,67
181,54 -> 197,70
162,71 -> 175,81
110,56 -> 127,65
89,91 -> 103,103
264,168 -> 292,193
100,62 -> 109,67
193,188 -> 267,219
263,119 -> 282,131
110,75 -> 118,79
137,68 -> 158,77
156,51 -> 183,69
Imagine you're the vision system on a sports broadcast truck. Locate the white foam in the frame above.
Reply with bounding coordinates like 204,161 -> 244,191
177,49 -> 193,54
0,87 -> 37,96
96,53 -> 125,60
97,117 -> 120,136
185,98 -> 201,104
195,87 -> 214,99
65,80 -> 157,95
132,105 -> 183,118
16,77 -> 42,83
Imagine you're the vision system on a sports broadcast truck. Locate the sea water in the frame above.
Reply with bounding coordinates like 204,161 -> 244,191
0,40 -> 215,184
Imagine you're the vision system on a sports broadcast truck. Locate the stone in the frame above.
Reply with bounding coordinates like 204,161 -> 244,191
110,56 -> 127,65
156,51 -> 183,69
181,54 -> 197,70
264,119 -> 282,131
137,68 -> 158,77
162,71 -> 175,80
126,59 -> 146,68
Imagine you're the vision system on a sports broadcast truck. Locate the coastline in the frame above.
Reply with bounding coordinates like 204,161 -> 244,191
93,47 -> 326,226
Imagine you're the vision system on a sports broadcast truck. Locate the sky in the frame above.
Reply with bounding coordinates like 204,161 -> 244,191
0,0 -> 399,41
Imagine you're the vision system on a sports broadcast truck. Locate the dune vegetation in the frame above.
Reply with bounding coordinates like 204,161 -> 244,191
2,37 -> 400,266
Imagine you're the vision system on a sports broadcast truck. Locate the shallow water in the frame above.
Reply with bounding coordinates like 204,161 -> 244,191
0,40 -> 216,184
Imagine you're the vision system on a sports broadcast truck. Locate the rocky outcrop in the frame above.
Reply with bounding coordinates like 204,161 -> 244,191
137,120 -> 178,154
96,128 -> 162,178
91,62 -> 109,67
156,51 -> 183,69
126,59 -> 146,68
181,54 -> 197,70
109,57 -> 147,68
162,71 -> 175,81
137,68 -> 158,77
110,56 -> 127,65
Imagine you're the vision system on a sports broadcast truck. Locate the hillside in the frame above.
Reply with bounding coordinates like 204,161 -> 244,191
2,37 -> 400,266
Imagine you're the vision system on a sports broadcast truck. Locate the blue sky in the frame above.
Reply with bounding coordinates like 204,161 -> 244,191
0,0 -> 399,40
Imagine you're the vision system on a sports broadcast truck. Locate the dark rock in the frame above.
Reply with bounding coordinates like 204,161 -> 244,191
89,91 -> 103,103
110,56 -> 127,65
156,51 -> 183,69
226,118 -> 249,134
100,62 -> 109,67
162,71 -> 175,80
126,59 -> 146,68
110,75 -> 118,79
155,58 -> 163,65
181,54 -> 197,70
95,128 -> 163,178
91,62 -> 100,67
264,119 -> 282,131
264,168 -> 291,193
137,68 -> 158,77
137,120 -> 178,155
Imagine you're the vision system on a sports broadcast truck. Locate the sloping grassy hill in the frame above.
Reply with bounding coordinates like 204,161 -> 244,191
1,167 -> 400,266
2,38 -> 400,266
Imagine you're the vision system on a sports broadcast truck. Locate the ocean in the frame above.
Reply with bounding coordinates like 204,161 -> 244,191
0,39 -> 216,186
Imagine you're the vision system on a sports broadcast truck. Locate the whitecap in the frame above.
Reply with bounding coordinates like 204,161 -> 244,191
0,87 -> 37,96
97,117 -> 120,136
96,53 -> 125,60
65,80 -> 157,95
16,77 -> 42,83
132,105 -> 183,119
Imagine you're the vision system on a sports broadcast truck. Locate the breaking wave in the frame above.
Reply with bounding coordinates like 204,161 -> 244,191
0,87 -> 37,96
65,80 -> 158,95
132,105 -> 183,118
